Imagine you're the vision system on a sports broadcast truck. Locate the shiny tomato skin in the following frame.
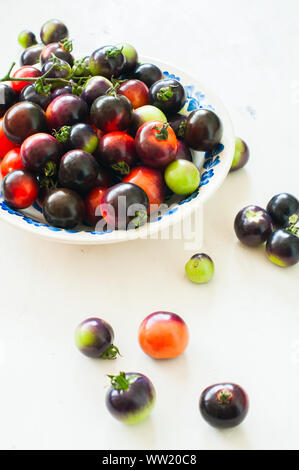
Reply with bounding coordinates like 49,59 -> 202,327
84,186 -> 107,226
123,166 -> 164,213
98,132 -> 137,175
138,311 -> 189,359
11,66 -> 41,93
1,148 -> 24,178
135,120 -> 178,169
2,169 -> 39,209
0,119 -> 19,159
117,80 -> 149,109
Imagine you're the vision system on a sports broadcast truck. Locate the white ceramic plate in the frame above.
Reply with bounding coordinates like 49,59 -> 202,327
0,57 -> 235,244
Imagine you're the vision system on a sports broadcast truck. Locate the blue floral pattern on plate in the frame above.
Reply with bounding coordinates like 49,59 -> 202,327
0,70 -> 224,236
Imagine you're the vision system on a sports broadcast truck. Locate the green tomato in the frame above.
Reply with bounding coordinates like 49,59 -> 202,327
230,137 -> 249,172
164,159 -> 200,195
185,253 -> 214,283
18,30 -> 37,49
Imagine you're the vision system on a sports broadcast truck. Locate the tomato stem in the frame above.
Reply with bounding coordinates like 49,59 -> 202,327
154,123 -> 169,141
101,344 -> 121,360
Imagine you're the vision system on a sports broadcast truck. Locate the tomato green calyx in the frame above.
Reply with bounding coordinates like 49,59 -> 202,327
154,123 -> 169,141
59,37 -> 73,53
108,372 -> 139,391
105,46 -> 123,59
106,77 -> 126,96
43,161 -> 57,178
101,344 -> 121,360
217,389 -> 233,404
35,77 -> 52,95
178,120 -> 186,138
53,126 -> 71,144
286,214 -> 299,236
132,210 -> 148,228
157,86 -> 174,102
39,162 -> 57,189
111,161 -> 130,175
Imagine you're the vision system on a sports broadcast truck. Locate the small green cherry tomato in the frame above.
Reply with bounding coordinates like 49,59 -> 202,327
230,137 -> 249,172
164,159 -> 200,195
18,30 -> 37,49
185,253 -> 214,283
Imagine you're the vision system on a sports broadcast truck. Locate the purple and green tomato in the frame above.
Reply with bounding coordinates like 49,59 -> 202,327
40,19 -> 68,45
106,372 -> 156,424
81,76 -> 112,107
18,30 -> 37,48
266,229 -> 299,267
164,159 -> 200,195
230,137 -> 249,172
185,253 -> 214,284
89,45 -> 125,78
67,123 -> 99,154
234,205 -> 273,247
129,105 -> 167,136
116,43 -> 138,73
266,193 -> 299,228
75,317 -> 120,359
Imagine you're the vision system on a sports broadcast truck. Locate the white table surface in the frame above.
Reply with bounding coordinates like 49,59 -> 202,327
0,0 -> 298,451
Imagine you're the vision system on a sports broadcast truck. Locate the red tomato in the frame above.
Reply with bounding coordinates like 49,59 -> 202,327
0,118 -> 19,159
11,66 -> 41,93
98,131 -> 137,175
135,120 -> 178,168
117,79 -> 149,108
123,166 -> 164,213
84,186 -> 107,226
1,148 -> 24,177
2,169 -> 39,209
138,311 -> 189,359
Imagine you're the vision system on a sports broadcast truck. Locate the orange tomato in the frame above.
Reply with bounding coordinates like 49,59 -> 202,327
138,311 -> 189,359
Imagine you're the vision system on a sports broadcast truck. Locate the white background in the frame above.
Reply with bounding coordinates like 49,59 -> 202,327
0,0 -> 298,450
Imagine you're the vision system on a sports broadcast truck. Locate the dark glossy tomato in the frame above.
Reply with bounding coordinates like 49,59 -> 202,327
51,85 -> 73,99
43,188 -> 84,229
1,148 -> 24,178
1,169 -> 39,209
0,84 -> 18,118
41,58 -> 71,80
123,166 -> 164,213
135,120 -> 178,168
11,66 -> 41,93
131,63 -> 163,87
149,79 -> 186,115
100,182 -> 149,230
40,42 -> 74,66
90,94 -> 133,133
168,113 -> 187,140
84,186 -> 107,226
117,80 -> 149,109
175,140 -> 192,161
89,46 -> 125,78
3,102 -> 47,145
40,19 -> 68,45
98,132 -> 137,175
81,76 -> 112,107
20,133 -> 62,173
95,164 -> 115,187
184,109 -> 223,151
0,118 -> 19,159
19,84 -> 52,110
58,149 -> 99,194
20,44 -> 43,66
67,123 -> 99,154
46,94 -> 88,130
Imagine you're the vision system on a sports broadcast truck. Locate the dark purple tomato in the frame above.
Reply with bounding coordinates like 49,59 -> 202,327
100,182 -> 149,230
19,84 -> 52,110
20,133 -> 61,172
106,372 -> 156,424
40,19 -> 68,45
67,123 -> 99,154
90,95 -> 133,133
46,94 -> 88,130
175,140 -> 192,161
266,193 -> 299,228
131,63 -> 163,88
199,383 -> 249,429
89,45 -> 125,78
81,76 -> 112,107
51,85 -> 73,99
3,102 -> 47,144
116,43 -> 138,73
20,44 -> 43,66
149,79 -> 186,115
98,132 -> 137,175
266,229 -> 299,267
230,137 -> 249,172
43,187 -> 84,229
168,113 -> 187,140
58,149 -> 99,194
40,42 -> 74,66
95,165 -> 115,187
18,30 -> 37,48
0,84 -> 18,118
41,58 -> 71,80
234,205 -> 273,247
2,169 -> 39,209
75,317 -> 120,359
184,109 -> 223,151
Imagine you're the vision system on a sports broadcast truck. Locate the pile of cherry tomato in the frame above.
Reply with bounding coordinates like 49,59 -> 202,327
0,19 -> 224,231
